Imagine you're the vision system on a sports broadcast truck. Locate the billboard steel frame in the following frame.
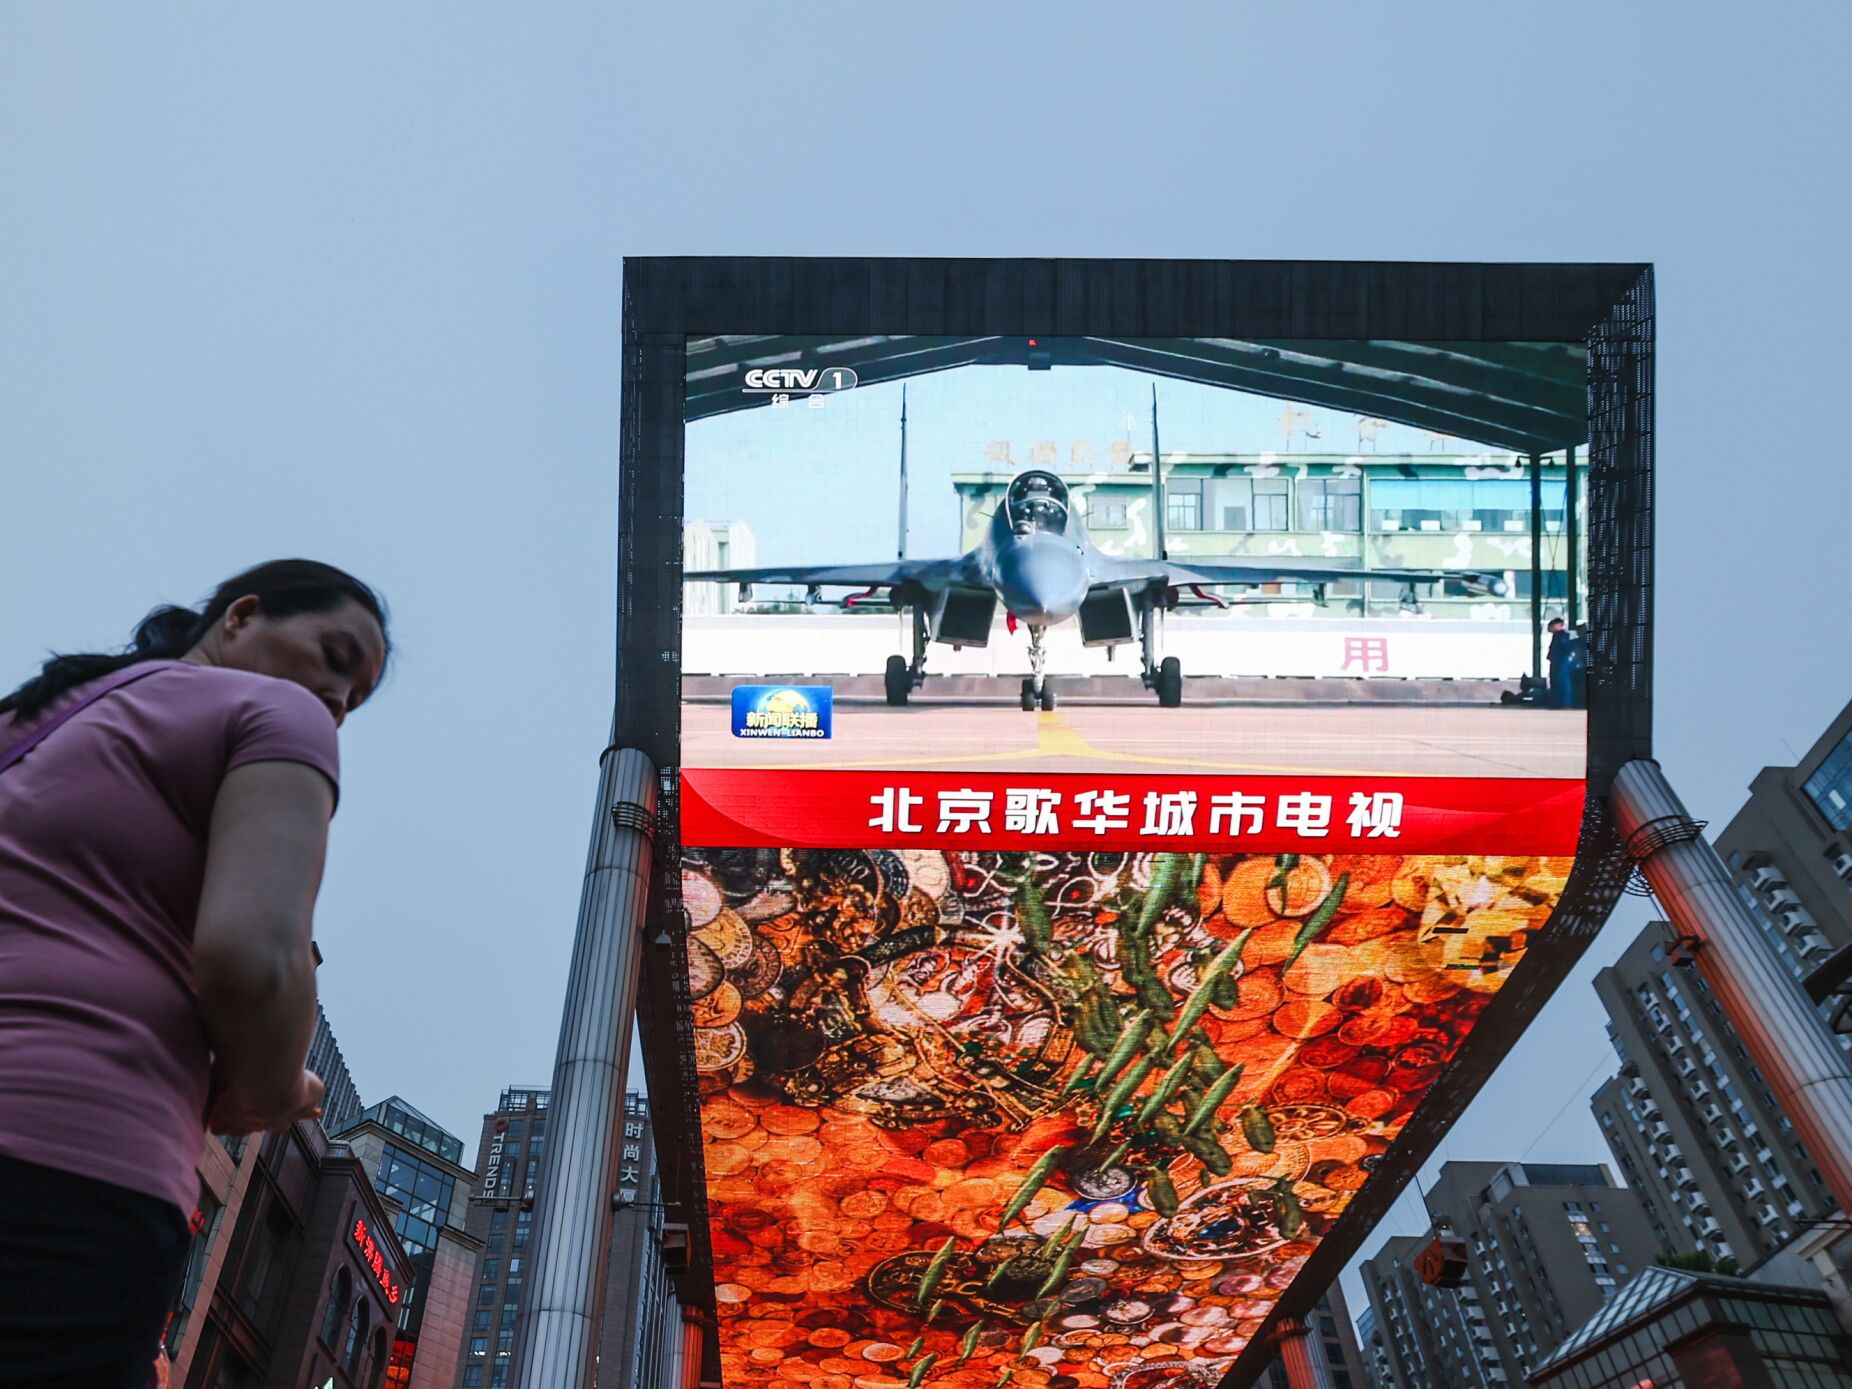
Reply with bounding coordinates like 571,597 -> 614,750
615,258 -> 1655,1389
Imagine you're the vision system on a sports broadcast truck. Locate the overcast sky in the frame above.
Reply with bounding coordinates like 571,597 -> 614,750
5,0 -> 1850,1337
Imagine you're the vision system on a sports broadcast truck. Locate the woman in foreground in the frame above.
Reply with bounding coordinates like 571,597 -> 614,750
0,559 -> 389,1388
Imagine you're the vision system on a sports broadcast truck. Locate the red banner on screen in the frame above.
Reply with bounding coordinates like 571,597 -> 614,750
680,769 -> 1584,853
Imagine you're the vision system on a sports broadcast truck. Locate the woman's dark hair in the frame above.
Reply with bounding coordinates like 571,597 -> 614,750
1,559 -> 390,720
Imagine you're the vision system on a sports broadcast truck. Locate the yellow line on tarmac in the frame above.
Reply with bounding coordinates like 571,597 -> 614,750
718,709 -> 1410,778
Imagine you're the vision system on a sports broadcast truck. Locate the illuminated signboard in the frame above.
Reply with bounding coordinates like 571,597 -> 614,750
625,262 -> 1652,1389
351,1217 -> 402,1304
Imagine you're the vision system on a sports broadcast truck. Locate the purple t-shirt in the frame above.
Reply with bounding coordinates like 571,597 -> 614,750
0,659 -> 339,1214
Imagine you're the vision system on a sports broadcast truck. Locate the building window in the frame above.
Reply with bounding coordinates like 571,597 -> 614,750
507,1258 -> 523,1287
463,1370 -> 483,1388
166,1190 -> 226,1357
368,1328 -> 389,1389
481,1258 -> 501,1284
473,1310 -> 492,1334
1201,476 -> 1291,532
1299,477 -> 1361,531
1370,477 -> 1565,533
478,1283 -> 498,1305
321,1267 -> 354,1348
1086,499 -> 1129,529
1802,730 -> 1852,830
344,1299 -> 370,1377
1165,479 -> 1201,532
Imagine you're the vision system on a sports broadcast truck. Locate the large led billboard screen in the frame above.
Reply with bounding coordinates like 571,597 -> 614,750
673,329 -> 1598,1388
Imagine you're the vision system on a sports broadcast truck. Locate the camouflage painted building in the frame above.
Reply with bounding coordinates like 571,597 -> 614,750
953,451 -> 1581,620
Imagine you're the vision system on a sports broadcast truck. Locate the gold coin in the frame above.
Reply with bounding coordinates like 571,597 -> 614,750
705,1141 -> 752,1176
693,1023 -> 746,1072
683,872 -> 723,929
701,1099 -> 756,1140
697,908 -> 756,968
693,981 -> 743,1028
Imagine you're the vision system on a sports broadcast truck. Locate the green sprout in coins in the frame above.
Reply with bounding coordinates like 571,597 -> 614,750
1266,1175 -> 1306,1238
956,1323 -> 985,1365
999,1146 -> 1068,1229
1240,1104 -> 1277,1155
913,1236 -> 959,1310
1282,873 -> 1351,968
907,1354 -> 938,1389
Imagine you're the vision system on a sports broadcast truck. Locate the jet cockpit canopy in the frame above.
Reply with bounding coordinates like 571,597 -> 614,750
1005,470 -> 1070,535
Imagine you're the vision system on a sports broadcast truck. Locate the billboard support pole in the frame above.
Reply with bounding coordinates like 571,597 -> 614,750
1611,760 -> 1852,1216
1151,385 -> 1167,561
512,738 -> 658,1389
1565,444 -> 1579,629
1274,1317 -> 1335,1389
1529,449 -> 1544,680
898,385 -> 908,561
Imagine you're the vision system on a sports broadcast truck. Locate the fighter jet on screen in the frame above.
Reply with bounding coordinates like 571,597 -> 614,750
686,470 -> 1509,710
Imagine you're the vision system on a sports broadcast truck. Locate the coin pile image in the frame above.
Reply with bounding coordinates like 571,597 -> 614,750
684,847 -> 1571,1387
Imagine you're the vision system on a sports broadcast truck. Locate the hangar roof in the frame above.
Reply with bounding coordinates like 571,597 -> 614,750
684,334 -> 1588,453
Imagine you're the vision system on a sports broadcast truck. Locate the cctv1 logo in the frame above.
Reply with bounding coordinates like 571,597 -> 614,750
742,366 -> 859,395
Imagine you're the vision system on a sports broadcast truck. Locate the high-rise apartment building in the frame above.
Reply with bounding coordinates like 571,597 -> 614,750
337,1097 -> 484,1389
1360,1233 -> 1503,1388
593,1092 -> 678,1389
1353,1304 -> 1394,1389
451,1088 -> 690,1389
1358,1162 -> 1660,1387
1590,925 -> 1837,1268
1715,696 -> 1852,1035
308,1002 -> 365,1135
452,1085 -> 550,1389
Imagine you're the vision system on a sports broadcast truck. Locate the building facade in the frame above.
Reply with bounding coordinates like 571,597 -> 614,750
1352,1304 -> 1393,1389
1359,1233 -> 1503,1389
1716,695 -> 1852,1033
592,1092 -> 678,1389
336,1097 -> 483,1389
1590,925 -> 1838,1270
1358,1162 -> 1660,1388
167,1119 -> 415,1389
450,1088 -> 688,1389
952,451 -> 1582,621
682,520 -> 756,616
452,1085 -> 550,1389
308,1003 -> 365,1136
1530,1264 -> 1852,1387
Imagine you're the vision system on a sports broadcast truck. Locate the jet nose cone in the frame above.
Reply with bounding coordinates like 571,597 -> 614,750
997,538 -> 1089,622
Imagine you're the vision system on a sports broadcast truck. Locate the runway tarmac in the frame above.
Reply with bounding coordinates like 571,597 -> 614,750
683,700 -> 1585,778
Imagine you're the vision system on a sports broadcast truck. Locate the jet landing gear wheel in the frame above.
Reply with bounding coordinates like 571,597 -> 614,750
1039,682 -> 1056,712
1020,678 -> 1036,712
885,655 -> 911,707
1156,656 -> 1183,708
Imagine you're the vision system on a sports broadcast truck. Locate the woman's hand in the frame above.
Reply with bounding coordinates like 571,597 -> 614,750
208,1068 -> 326,1136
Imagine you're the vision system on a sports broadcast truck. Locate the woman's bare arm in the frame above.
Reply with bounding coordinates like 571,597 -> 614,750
193,760 -> 332,1118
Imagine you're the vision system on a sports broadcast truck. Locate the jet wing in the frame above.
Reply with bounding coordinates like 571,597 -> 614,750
1101,557 -> 1509,596
683,556 -> 969,589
